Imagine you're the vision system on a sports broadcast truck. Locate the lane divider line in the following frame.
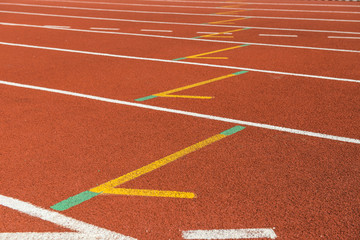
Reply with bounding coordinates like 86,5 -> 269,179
141,29 -> 173,32
192,28 -> 250,39
182,228 -> 277,239
328,36 -> 360,40
0,79 -> 359,144
90,27 -> 119,31
215,10 -> 248,15
0,41 -> 359,84
208,17 -> 249,25
1,21 -> 360,54
135,71 -> 248,101
173,45 -> 249,61
51,126 -> 245,211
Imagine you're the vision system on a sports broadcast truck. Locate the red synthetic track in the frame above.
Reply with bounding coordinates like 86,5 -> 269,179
1,0 -> 359,239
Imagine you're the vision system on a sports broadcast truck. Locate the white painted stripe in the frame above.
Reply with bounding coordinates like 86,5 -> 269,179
182,228 -> 277,239
0,41 -> 359,84
43,25 -> 70,28
2,2 -> 360,15
0,194 -> 135,240
17,2 -> 360,22
2,10 -> 360,36
141,29 -> 173,32
1,22 -> 360,54
328,36 -> 360,39
259,34 -> 298,37
0,79 -> 359,144
197,32 -> 232,35
141,0 -> 360,7
90,27 -> 119,30
0,232 -> 124,240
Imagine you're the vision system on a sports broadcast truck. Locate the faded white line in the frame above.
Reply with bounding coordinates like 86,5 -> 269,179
140,0 -> 360,7
1,41 -> 359,84
328,36 -> 360,39
90,27 -> 119,30
0,194 -> 135,240
2,10 -> 360,36
0,80 -> 359,144
43,25 -> 70,28
141,29 -> 173,32
182,228 -> 277,239
9,2 -> 360,22
2,2 -> 360,15
3,21 -> 360,54
259,34 -> 298,37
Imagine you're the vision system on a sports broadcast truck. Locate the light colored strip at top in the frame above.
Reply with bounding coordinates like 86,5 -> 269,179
0,41 -> 359,84
1,22 -> 360,55
182,228 -> 277,239
33,0 -> 360,12
0,194 -> 136,240
0,80 -> 359,144
2,11 -> 360,36
1,2 -> 360,15
132,0 -> 360,7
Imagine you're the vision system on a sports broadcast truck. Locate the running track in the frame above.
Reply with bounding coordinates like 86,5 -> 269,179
0,0 -> 359,239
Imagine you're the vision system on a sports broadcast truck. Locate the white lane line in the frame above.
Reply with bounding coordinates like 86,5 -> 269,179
141,0 -> 360,7
259,34 -> 298,37
0,79 -> 359,144
2,10 -> 360,36
12,2 -> 360,22
43,25 -> 70,28
34,0 -> 360,12
90,27 -> 119,30
197,31 -> 232,35
2,2 -> 360,15
0,194 -> 135,240
328,36 -> 360,39
141,29 -> 173,32
1,41 -> 359,84
182,228 -> 277,239
2,22 -> 360,54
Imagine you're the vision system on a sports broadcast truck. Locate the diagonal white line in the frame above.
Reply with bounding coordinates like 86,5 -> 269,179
0,79 -> 359,144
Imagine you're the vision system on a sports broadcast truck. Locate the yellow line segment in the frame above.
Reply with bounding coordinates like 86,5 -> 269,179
197,28 -> 247,39
101,188 -> 196,198
90,134 -> 226,196
186,45 -> 241,59
209,17 -> 247,25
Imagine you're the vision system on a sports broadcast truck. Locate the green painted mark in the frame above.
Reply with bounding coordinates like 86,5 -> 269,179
243,27 -> 252,30
233,70 -> 248,75
134,95 -> 157,102
50,191 -> 100,211
240,44 -> 250,47
172,57 -> 187,61
221,126 -> 245,136
191,36 -> 202,39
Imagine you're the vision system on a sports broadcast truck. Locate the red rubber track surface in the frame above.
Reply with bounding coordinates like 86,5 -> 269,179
1,0 -> 359,239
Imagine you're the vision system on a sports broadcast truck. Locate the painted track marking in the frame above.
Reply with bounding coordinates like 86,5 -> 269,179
43,25 -> 70,29
3,22 -> 360,54
3,10 -> 360,37
259,34 -> 298,38
328,36 -> 360,40
0,41 -> 359,83
182,228 -> 277,239
0,194 -> 135,240
194,28 -> 250,39
174,45 -> 249,60
90,27 -> 119,31
135,71 -> 248,101
50,126 -> 245,210
0,79 -> 359,144
209,17 -> 249,25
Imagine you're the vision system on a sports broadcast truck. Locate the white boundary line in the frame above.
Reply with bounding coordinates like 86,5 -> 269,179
0,194 -> 135,240
2,2 -> 360,15
0,41 -> 359,84
139,0 -> 360,7
90,27 -> 119,30
141,29 -> 173,32
17,1 -> 360,22
328,36 -> 360,39
0,79 -> 359,144
182,228 -> 277,239
4,22 -> 360,54
2,10 -> 360,36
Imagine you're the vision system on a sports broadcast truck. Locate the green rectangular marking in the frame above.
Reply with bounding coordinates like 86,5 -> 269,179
172,57 -> 187,61
243,27 -> 252,30
134,95 -> 157,102
240,44 -> 250,47
50,191 -> 100,211
233,70 -> 248,75
191,36 -> 202,39
220,126 -> 245,136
